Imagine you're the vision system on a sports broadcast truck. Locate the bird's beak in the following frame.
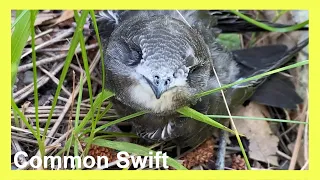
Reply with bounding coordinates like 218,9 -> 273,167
143,76 -> 166,99
150,83 -> 165,99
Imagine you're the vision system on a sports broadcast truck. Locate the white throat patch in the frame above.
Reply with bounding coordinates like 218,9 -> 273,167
129,80 -> 179,113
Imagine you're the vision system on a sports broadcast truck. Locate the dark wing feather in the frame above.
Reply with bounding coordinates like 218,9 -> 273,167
250,74 -> 303,109
233,45 -> 288,78
231,38 -> 308,109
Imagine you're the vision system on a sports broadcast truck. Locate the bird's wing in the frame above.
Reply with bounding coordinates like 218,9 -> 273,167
230,38 -> 308,109
249,74 -> 303,109
232,44 -> 288,78
233,38 -> 308,85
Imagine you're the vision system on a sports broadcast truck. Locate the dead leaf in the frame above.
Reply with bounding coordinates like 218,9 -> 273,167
51,10 -> 74,26
233,102 -> 279,166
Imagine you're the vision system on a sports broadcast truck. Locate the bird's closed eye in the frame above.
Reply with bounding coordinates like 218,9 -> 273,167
127,50 -> 143,66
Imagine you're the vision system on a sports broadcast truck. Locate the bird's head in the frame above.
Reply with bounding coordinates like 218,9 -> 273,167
104,15 -> 212,114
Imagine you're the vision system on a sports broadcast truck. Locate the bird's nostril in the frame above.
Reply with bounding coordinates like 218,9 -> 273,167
154,75 -> 160,85
164,78 -> 171,86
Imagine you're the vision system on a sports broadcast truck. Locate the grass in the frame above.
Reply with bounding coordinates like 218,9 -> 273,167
11,10 -> 32,89
11,10 -> 309,170
177,107 -> 238,135
231,10 -> 309,33
74,10 -> 95,156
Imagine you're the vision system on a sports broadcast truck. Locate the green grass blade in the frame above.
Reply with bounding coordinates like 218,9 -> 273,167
231,10 -> 308,33
177,106 -> 239,135
11,10 -> 46,163
87,10 -> 108,156
94,111 -> 146,133
96,102 -> 113,122
90,138 -> 187,170
89,10 -> 106,121
73,138 -> 80,169
73,11 -> 94,108
73,74 -> 84,169
66,136 -> 74,156
74,11 -> 96,155
42,11 -> 90,141
75,75 -> 84,128
195,60 -> 308,98
29,10 -> 40,137
12,108 -> 20,127
55,136 -> 73,157
29,10 -> 46,163
11,98 -> 37,137
206,115 -> 308,124
74,89 -> 114,134
234,128 -> 251,169
11,10 -> 31,90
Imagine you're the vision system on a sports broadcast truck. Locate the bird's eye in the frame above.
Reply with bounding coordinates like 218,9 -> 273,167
128,50 -> 143,66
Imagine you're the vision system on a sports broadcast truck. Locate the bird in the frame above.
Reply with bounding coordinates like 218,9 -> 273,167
92,10 -> 307,148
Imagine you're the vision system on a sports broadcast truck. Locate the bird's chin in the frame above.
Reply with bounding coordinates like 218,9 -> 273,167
128,83 -> 191,114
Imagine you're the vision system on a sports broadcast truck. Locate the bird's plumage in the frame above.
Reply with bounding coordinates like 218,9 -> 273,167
93,10 -> 307,147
